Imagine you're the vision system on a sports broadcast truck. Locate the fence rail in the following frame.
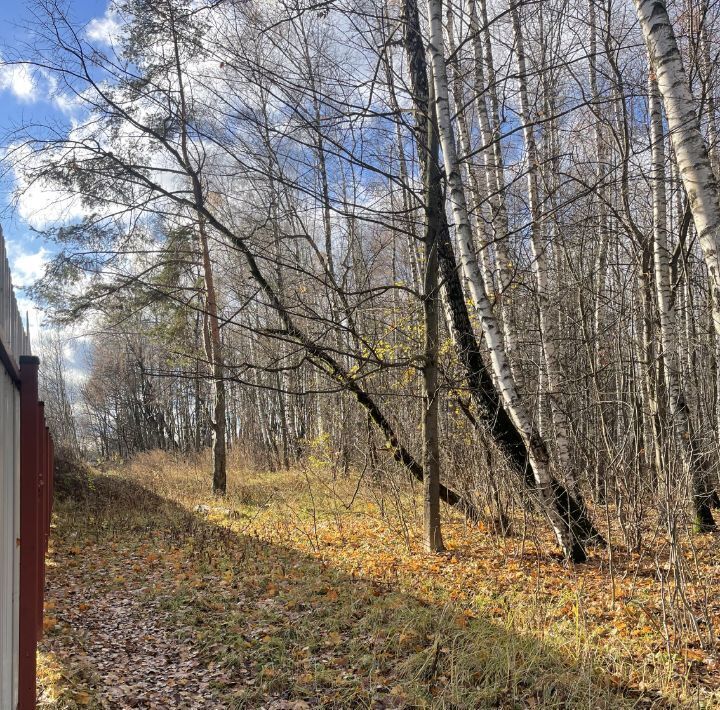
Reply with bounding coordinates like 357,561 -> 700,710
0,227 -> 53,710
0,232 -> 31,373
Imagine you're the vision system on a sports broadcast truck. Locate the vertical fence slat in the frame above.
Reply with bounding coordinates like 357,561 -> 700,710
0,364 -> 21,709
11,372 -> 20,710
0,227 -> 50,710
18,357 -> 40,710
37,406 -> 47,642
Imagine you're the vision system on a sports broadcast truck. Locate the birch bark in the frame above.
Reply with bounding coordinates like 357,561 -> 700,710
589,0 -> 611,499
444,8 -> 494,281
425,0 -> 584,560
510,1 -> 576,489
468,0 -> 525,389
649,75 -> 716,531
399,0 -> 600,555
634,0 -> 720,344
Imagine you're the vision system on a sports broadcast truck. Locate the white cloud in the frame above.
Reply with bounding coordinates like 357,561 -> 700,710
86,8 -> 123,46
41,72 -> 84,117
7,140 -> 89,230
53,93 -> 80,115
9,245 -> 50,288
0,63 -> 37,102
15,178 -> 88,230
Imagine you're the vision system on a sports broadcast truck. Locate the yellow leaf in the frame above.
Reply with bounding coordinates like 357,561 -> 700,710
43,616 -> 57,631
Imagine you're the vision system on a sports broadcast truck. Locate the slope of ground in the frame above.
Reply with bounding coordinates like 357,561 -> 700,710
37,453 -> 720,708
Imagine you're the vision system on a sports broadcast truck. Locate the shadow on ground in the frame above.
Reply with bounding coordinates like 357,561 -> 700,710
37,472 -> 652,709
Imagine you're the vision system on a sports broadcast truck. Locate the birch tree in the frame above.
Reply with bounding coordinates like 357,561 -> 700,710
634,0 -> 720,342
649,75 -> 716,531
510,0 -> 577,489
425,0 -> 585,560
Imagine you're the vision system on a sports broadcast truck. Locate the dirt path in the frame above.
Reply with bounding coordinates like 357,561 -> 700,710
40,531 -> 316,709
40,538 -> 234,709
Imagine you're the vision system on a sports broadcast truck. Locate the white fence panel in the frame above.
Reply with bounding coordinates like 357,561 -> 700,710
0,367 -> 20,710
0,230 -> 30,363
0,226 -> 30,710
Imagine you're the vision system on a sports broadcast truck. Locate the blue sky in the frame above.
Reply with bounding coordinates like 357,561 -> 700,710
0,0 -> 108,135
1,0 -> 110,337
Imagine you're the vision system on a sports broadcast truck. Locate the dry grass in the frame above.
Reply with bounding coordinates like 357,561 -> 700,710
38,450 -> 720,708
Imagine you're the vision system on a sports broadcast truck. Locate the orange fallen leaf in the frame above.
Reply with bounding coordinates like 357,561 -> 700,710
43,616 -> 57,631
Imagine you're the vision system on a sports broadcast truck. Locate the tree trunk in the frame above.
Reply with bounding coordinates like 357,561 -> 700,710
510,1 -> 576,488
422,69 -> 445,552
399,0 -> 601,557
648,74 -> 716,532
635,0 -> 720,347
198,218 -> 227,495
425,0 -> 585,561
168,0 -> 227,494
468,0 -> 525,390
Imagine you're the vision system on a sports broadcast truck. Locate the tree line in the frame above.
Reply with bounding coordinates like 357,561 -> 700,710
8,0 -> 720,561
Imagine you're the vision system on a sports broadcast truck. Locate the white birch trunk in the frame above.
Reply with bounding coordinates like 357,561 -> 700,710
589,0 -> 611,499
443,6 -> 495,287
649,74 -> 716,531
425,0 -> 579,558
634,0 -> 720,340
699,18 -> 720,444
468,0 -> 525,390
510,2 -> 576,486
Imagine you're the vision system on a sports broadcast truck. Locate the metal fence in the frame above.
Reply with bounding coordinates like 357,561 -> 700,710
0,227 -> 53,710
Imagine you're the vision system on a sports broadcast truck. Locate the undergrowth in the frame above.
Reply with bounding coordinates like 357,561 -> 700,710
37,450 -> 720,708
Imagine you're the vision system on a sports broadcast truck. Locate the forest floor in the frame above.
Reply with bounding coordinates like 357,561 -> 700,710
37,452 -> 720,709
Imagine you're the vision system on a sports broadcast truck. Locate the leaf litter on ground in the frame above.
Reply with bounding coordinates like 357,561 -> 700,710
37,454 -> 720,708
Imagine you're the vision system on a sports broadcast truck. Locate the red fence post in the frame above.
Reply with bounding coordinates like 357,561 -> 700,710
18,356 -> 40,710
48,435 -> 54,533
44,424 -> 50,551
36,404 -> 46,641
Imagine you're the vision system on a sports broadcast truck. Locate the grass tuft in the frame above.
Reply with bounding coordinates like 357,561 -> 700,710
38,452 -> 720,708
